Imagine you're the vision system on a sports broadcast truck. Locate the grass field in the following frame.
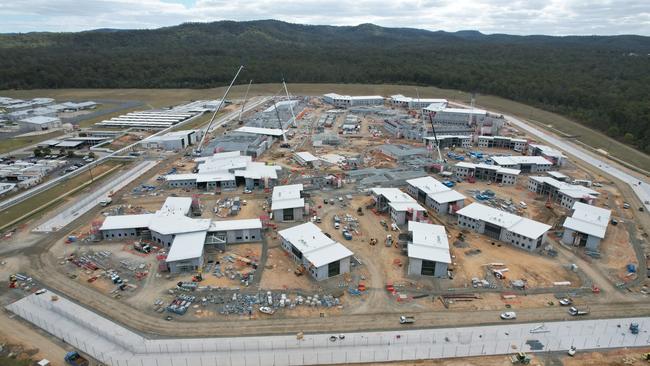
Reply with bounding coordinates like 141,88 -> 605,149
2,83 -> 648,170
0,130 -> 64,155
0,161 -> 122,230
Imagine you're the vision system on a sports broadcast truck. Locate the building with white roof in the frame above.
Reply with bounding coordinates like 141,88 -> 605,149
422,105 -> 505,136
456,203 -> 551,251
371,188 -> 426,226
390,95 -> 448,110
477,136 -> 527,151
278,222 -> 353,281
528,144 -> 565,166
99,197 -> 264,273
453,162 -> 519,185
322,93 -> 384,107
547,171 -> 569,182
271,184 -> 305,222
406,176 -> 466,215
18,116 -> 61,132
144,130 -> 198,151
293,151 -> 321,168
165,151 -> 281,191
527,176 -> 599,209
0,182 -> 17,197
406,221 -> 451,277
491,155 -> 553,173
263,100 -> 299,113
562,202 -> 611,250
235,126 -> 286,137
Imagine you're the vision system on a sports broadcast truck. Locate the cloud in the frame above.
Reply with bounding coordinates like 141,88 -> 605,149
0,0 -> 648,35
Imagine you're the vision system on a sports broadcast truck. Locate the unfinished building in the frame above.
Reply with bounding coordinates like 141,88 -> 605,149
562,202 -> 611,250
422,106 -> 505,136
477,136 -> 527,151
527,176 -> 600,208
293,151 -> 321,168
271,184 -> 305,222
406,221 -> 451,278
278,222 -> 354,281
457,203 -> 551,251
166,151 -> 281,191
528,144 -> 565,166
424,135 -> 472,149
377,144 -> 429,162
491,156 -> 553,173
453,162 -> 519,185
371,187 -> 427,226
346,168 -> 427,188
202,131 -> 275,158
406,176 -> 466,215
144,130 -> 199,151
322,93 -> 384,107
390,95 -> 448,110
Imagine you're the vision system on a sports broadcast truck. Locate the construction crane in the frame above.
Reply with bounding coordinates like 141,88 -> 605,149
237,79 -> 253,125
272,97 -> 288,144
194,65 -> 244,156
282,79 -> 297,128
426,111 -> 443,163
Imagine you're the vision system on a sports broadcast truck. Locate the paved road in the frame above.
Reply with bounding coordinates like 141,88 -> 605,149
8,292 -> 650,366
32,160 -> 160,232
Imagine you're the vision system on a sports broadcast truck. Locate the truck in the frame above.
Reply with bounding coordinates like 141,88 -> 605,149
64,351 -> 89,366
399,315 -> 415,324
568,306 -> 590,316
99,197 -> 112,207
630,322 -> 640,335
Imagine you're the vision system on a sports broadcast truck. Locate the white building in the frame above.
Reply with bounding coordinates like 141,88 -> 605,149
234,126 -> 287,137
0,182 -> 16,196
527,176 -> 599,209
562,202 -> 611,250
406,176 -> 466,215
145,130 -> 198,151
278,222 -> 353,281
528,144 -> 565,166
371,188 -> 427,226
477,136 -> 527,151
18,116 -> 61,132
99,197 -> 263,273
166,151 -> 281,191
457,203 -> 551,251
322,93 -> 384,107
406,221 -> 451,277
271,184 -> 305,222
453,162 -> 519,185
293,151 -> 321,168
390,95 -> 448,110
491,156 -> 553,173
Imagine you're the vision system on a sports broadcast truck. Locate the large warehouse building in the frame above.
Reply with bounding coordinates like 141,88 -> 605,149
456,203 -> 551,251
322,93 -> 384,107
18,116 -> 61,132
278,222 -> 354,281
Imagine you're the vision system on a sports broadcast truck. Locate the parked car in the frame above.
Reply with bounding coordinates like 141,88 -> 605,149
399,316 -> 415,324
568,306 -> 590,316
500,311 -> 517,320
559,298 -> 573,306
342,230 -> 353,240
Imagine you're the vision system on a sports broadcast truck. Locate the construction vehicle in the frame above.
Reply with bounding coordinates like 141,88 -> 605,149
568,346 -> 577,357
133,241 -> 152,254
630,322 -> 640,334
8,274 -> 17,288
510,352 -> 531,364
294,265 -> 306,276
568,306 -> 590,316
64,351 -> 89,366
357,207 -> 364,216
192,268 -> 203,282
642,352 -> 650,361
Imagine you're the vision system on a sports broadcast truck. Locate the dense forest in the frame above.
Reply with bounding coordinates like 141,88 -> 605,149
1,20 -> 649,152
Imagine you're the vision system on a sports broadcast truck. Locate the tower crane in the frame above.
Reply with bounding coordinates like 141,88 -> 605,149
282,79 -> 297,128
194,65 -> 244,156
427,111 -> 443,163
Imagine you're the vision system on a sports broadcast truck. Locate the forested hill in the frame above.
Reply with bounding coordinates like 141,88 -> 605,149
1,20 -> 650,152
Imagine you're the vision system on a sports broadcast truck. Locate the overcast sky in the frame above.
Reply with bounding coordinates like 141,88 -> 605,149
1,0 -> 648,35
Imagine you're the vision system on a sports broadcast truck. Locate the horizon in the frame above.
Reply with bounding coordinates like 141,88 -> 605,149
1,0 -> 649,36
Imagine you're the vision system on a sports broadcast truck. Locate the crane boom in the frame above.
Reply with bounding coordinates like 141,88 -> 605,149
195,65 -> 244,155
427,111 -> 443,163
238,79 -> 253,124
282,79 -> 297,128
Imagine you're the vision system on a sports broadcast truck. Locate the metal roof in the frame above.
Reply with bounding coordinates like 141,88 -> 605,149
165,231 -> 206,262
294,151 -> 319,162
407,221 -> 451,263
529,176 -> 599,199
208,218 -> 262,232
407,176 -> 466,204
19,116 -> 60,124
371,187 -> 426,212
562,202 -> 611,238
278,222 -> 353,268
457,203 -> 551,240
492,156 -> 553,166
235,126 -> 286,136
100,214 -> 155,231
455,162 -> 521,175
271,184 -> 304,210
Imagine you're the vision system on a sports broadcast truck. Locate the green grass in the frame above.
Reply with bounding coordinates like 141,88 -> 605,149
0,130 -> 64,155
0,161 -> 122,230
2,84 -> 648,171
0,356 -> 31,366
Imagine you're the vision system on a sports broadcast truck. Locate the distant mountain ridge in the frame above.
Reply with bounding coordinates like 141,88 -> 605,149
0,19 -> 649,153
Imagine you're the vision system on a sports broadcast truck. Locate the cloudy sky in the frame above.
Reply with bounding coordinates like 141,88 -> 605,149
1,0 -> 648,35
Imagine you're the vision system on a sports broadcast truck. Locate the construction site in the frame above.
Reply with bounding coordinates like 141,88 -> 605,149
2,84 -> 650,366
